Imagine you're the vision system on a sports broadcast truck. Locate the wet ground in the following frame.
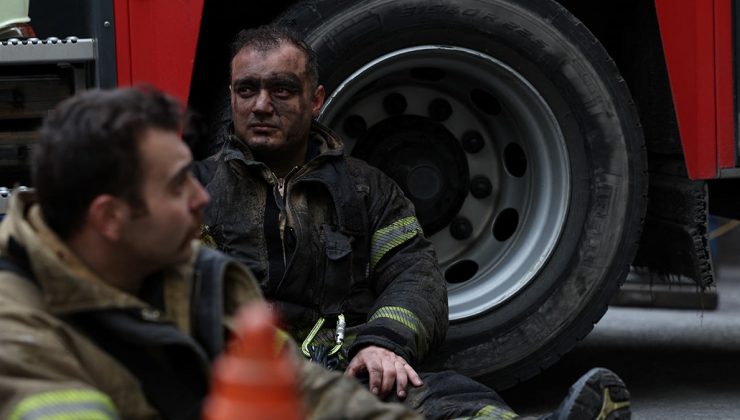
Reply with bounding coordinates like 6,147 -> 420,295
501,264 -> 740,419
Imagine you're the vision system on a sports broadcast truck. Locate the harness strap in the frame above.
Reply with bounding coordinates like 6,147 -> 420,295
191,246 -> 228,360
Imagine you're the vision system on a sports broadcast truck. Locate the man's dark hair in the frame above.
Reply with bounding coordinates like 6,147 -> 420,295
33,86 -> 183,240
230,25 -> 319,89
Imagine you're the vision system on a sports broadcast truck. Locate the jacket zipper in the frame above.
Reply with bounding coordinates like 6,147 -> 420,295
275,166 -> 300,271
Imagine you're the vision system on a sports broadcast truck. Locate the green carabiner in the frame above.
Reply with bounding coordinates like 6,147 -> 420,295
301,313 -> 346,358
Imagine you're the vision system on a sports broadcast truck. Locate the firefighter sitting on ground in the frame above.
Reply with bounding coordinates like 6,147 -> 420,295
195,25 -> 631,419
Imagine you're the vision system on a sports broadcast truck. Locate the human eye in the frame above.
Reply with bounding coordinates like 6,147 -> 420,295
272,86 -> 294,99
234,81 -> 258,97
268,78 -> 301,99
170,166 -> 193,194
170,177 -> 186,195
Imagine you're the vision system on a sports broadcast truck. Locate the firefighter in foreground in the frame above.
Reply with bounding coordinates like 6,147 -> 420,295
0,87 -> 420,419
196,25 -> 631,419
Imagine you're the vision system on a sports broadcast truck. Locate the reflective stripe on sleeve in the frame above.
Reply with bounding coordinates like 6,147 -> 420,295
472,404 -> 518,419
368,306 -> 426,337
9,389 -> 118,420
370,216 -> 421,270
450,404 -> 518,420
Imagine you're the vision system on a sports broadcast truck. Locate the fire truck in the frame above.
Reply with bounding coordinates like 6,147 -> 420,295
1,0 -> 735,388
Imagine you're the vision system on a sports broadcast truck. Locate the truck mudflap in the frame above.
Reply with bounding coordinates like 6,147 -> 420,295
632,159 -> 714,289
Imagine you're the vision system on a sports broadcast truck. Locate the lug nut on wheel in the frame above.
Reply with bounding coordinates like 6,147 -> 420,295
470,176 -> 493,198
462,131 -> 485,153
450,217 -> 473,240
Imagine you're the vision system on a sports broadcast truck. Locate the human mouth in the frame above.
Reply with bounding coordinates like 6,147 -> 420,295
248,123 -> 278,132
182,226 -> 199,247
190,215 -> 204,241
190,226 -> 201,241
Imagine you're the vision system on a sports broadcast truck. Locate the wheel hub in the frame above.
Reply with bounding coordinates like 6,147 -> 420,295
352,115 -> 469,235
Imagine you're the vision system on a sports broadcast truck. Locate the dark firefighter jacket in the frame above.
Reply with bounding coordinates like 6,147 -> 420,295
0,191 -> 419,420
196,122 -> 448,365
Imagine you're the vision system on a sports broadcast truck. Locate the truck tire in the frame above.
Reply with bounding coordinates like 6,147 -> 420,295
277,0 -> 647,388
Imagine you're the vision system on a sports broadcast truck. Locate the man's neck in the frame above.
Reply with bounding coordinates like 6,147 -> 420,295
67,234 -> 150,295
262,158 -> 300,179
253,143 -> 309,178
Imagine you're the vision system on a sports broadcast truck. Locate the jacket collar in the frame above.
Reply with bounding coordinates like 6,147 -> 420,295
216,122 -> 367,236
0,191 -> 194,326
221,121 -> 345,168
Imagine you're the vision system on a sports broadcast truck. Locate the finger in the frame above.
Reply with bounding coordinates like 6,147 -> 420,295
344,357 -> 364,377
367,360 -> 384,395
379,357 -> 396,397
404,363 -> 423,387
395,360 -> 409,399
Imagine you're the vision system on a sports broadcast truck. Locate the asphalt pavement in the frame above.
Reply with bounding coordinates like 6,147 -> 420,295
500,264 -> 740,419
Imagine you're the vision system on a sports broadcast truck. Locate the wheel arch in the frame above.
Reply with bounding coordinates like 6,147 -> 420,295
187,0 -> 683,160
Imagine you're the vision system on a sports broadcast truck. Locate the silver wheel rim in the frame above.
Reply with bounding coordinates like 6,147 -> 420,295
320,45 -> 570,321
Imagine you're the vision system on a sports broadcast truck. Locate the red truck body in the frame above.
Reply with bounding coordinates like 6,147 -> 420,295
113,0 -> 739,180
655,0 -> 735,179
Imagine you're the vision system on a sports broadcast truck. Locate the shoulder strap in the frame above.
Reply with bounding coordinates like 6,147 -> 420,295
191,246 -> 231,360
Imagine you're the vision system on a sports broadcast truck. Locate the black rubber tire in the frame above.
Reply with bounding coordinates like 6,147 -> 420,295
276,0 -> 648,388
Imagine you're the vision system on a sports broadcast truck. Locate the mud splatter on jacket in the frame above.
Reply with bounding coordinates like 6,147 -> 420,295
196,122 -> 448,365
0,192 -> 419,420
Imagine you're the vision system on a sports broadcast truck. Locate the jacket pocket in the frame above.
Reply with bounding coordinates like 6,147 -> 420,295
319,225 -> 354,315
323,227 -> 352,260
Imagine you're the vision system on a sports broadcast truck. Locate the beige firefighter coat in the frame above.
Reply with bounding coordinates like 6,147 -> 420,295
0,191 -> 418,419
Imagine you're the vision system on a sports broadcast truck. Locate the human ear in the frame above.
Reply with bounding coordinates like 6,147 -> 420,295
88,195 -> 128,241
312,85 -> 326,118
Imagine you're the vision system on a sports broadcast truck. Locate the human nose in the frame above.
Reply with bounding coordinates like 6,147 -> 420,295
252,89 -> 273,113
190,176 -> 210,210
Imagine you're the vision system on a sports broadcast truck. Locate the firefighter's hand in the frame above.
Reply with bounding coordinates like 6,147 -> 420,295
344,345 -> 423,399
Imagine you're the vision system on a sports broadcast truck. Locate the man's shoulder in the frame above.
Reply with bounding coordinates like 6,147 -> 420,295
344,156 -> 391,183
193,153 -> 223,185
0,275 -> 155,419
0,267 -> 44,312
0,256 -> 76,340
0,273 -> 71,351
343,156 -> 402,199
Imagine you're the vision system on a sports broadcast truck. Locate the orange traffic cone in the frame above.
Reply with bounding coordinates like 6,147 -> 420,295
203,303 -> 304,420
